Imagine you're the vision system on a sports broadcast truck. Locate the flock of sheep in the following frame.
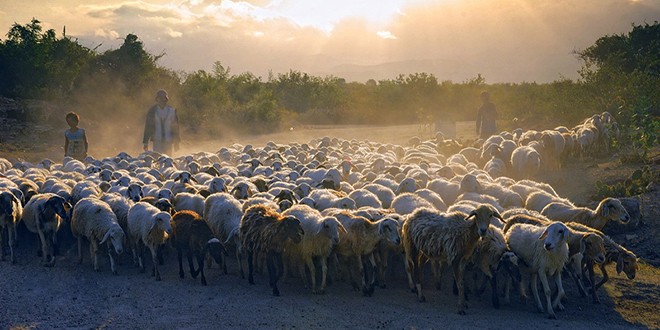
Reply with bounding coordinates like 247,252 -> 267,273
0,111 -> 640,319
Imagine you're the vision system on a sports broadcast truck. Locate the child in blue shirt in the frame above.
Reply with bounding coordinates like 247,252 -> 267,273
64,112 -> 88,161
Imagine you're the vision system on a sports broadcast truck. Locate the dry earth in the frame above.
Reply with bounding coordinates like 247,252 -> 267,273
1,123 -> 658,330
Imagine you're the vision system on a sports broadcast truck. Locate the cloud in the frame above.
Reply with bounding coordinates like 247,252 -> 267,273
94,28 -> 120,39
376,31 -> 397,40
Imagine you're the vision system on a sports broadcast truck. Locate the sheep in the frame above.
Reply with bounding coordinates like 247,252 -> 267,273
171,210 -> 226,285
402,204 -> 502,314
0,190 -> 22,263
70,198 -> 125,274
173,192 -> 206,215
505,222 -> 569,319
240,204 -> 304,296
21,193 -> 72,267
333,211 -> 401,296
127,202 -> 173,281
465,226 -> 508,308
391,193 -> 435,215
361,183 -> 395,208
503,215 -> 606,299
100,193 -> 133,235
281,204 -> 347,294
510,146 -> 541,179
541,197 -> 630,231
564,222 -> 637,304
348,189 -> 382,209
525,191 -> 573,213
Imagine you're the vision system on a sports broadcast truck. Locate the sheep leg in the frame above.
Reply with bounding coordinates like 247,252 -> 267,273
452,259 -> 467,315
90,241 -> 100,272
594,263 -> 609,292
0,227 -> 6,261
414,254 -> 426,302
267,251 -> 281,296
570,256 -> 587,297
590,262 -> 602,304
74,236 -> 82,264
37,230 -> 51,266
552,271 -> 565,311
490,275 -> 500,309
404,249 -> 416,293
320,256 -> 328,294
196,252 -> 207,286
137,243 -> 146,273
503,276 -> 511,304
177,248 -> 185,279
365,253 -> 377,296
237,248 -> 245,279
109,248 -> 118,275
538,271 -> 556,319
247,249 -> 255,284
432,260 -> 443,291
305,257 -> 318,294
150,245 -> 161,281
188,251 -> 197,279
530,274 -> 543,312
356,254 -> 369,296
9,225 -> 16,264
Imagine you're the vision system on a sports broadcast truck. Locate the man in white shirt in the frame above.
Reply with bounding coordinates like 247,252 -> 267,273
142,89 -> 181,155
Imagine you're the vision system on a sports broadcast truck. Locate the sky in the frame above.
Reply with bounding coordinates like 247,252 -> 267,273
1,0 -> 659,83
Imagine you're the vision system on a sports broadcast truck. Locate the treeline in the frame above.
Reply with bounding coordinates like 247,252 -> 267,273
0,18 -> 658,138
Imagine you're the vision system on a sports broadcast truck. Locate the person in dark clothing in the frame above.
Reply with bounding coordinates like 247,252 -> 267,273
143,89 -> 180,155
476,91 -> 498,139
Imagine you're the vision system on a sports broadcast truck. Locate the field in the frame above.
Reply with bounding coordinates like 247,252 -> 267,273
1,124 -> 659,329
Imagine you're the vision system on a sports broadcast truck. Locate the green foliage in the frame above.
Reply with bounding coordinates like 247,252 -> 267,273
0,18 -> 658,144
595,166 -> 656,199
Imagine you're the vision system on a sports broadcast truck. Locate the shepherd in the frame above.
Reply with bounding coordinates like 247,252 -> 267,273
143,89 -> 180,155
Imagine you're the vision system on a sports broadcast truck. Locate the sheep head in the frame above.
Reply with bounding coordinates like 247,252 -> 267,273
466,204 -> 501,238
498,251 -> 523,283
616,251 -> 638,280
580,233 -> 605,264
101,226 -> 125,255
319,217 -> 346,244
377,218 -> 401,245
205,238 -> 227,264
280,216 -> 304,244
539,222 -> 569,251
127,184 -> 144,203
152,212 -> 173,236
46,195 -> 72,222
599,198 -> 630,224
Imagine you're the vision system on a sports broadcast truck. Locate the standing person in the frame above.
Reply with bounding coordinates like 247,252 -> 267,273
476,91 -> 498,139
143,89 -> 180,155
64,112 -> 88,161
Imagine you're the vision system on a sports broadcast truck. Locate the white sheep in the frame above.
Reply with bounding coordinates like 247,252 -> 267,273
203,192 -> 244,276
21,193 -> 71,266
541,197 -> 630,231
127,202 -> 173,281
505,222 -> 569,319
391,192 -> 435,215
525,191 -> 573,212
361,183 -> 395,208
282,204 -> 347,294
71,198 -> 125,274
510,146 -> 541,179
402,205 -> 502,314
173,192 -> 206,215
348,189 -> 382,209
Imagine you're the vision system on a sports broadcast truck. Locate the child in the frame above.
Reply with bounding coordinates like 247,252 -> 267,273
64,112 -> 88,161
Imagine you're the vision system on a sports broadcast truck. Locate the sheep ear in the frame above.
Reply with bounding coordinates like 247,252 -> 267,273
493,212 -> 504,222
100,230 -> 112,245
173,173 -> 181,182
466,212 -> 476,220
616,255 -> 624,274
538,228 -> 549,240
190,176 -> 198,183
337,222 -> 348,234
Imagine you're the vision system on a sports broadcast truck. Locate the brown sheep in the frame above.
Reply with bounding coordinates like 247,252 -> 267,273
240,204 -> 304,296
565,222 -> 637,304
541,197 -> 630,231
402,204 -> 501,315
171,210 -> 227,286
